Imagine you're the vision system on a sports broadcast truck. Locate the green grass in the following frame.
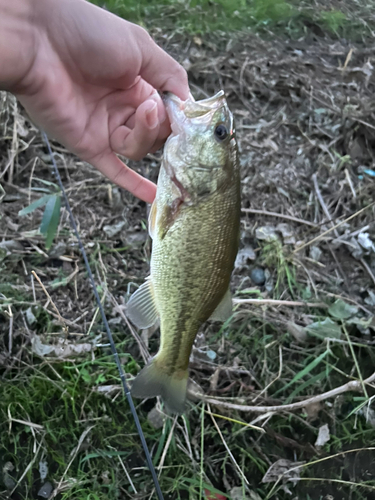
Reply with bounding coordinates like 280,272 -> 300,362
91,0 -> 374,40
0,348 -> 199,499
2,241 -> 375,499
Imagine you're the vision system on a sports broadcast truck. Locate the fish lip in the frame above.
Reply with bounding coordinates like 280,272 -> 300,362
162,92 -> 185,135
163,90 -> 226,134
196,90 -> 225,107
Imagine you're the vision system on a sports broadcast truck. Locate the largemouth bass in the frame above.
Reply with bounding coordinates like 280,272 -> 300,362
127,90 -> 241,413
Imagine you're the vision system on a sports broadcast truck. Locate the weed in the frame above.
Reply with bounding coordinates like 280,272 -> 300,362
320,9 -> 348,35
260,239 -> 297,297
18,179 -> 61,250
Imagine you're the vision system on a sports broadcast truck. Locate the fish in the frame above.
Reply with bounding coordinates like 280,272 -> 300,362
127,90 -> 241,413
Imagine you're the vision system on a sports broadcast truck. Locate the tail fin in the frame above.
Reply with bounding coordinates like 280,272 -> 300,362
131,358 -> 188,414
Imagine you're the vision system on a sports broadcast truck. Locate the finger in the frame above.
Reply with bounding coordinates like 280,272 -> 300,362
133,26 -> 190,100
149,138 -> 167,153
110,99 -> 163,161
115,89 -> 167,131
91,151 -> 157,203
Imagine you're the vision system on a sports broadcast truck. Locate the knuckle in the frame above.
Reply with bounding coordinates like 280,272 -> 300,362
134,24 -> 153,45
175,64 -> 188,84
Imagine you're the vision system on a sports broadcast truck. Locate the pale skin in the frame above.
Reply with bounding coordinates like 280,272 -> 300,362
0,0 -> 189,203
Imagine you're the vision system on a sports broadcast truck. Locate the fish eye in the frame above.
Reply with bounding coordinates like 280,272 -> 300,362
214,124 -> 228,141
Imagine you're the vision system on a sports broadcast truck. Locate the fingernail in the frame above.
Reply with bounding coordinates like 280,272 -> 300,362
146,102 -> 158,129
150,93 -> 167,124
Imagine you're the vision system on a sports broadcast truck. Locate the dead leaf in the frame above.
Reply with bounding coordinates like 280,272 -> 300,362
38,482 -> 53,499
262,458 -> 304,484
210,367 -> 221,392
0,239 -> 24,252
147,406 -> 165,430
32,335 -> 93,358
287,321 -> 308,343
358,232 -> 375,252
328,299 -> 358,320
255,226 -> 279,242
309,246 -> 322,262
304,401 -> 322,420
103,221 -> 126,238
235,245 -> 256,268
357,406 -> 375,428
306,317 -> 342,339
315,423 -> 330,448
276,223 -> 296,244
230,486 -> 262,500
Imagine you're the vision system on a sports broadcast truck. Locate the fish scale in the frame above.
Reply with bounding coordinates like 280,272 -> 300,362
153,174 -> 239,373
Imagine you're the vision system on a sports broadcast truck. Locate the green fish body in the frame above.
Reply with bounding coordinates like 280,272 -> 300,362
127,91 -> 241,413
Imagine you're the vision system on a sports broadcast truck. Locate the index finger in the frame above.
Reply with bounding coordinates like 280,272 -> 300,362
91,151 -> 157,203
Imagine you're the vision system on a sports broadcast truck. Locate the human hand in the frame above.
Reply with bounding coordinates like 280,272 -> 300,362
0,0 -> 189,202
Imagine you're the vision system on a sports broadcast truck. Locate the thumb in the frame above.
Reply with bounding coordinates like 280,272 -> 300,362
134,27 -> 189,100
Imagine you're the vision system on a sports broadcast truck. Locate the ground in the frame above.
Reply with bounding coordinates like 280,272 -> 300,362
1,1 -> 375,500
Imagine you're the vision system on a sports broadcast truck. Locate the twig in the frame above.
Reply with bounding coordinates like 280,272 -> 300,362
157,416 -> 178,477
266,447 -> 375,499
87,289 -> 107,336
199,403 -> 205,500
118,455 -> 138,494
345,168 -> 356,199
31,270 -> 68,331
52,426 -> 95,497
207,404 -> 250,486
241,208 -> 317,228
205,410 -> 265,433
110,293 -> 150,364
10,437 -> 44,496
312,173 -> 339,238
9,418 -> 44,430
253,345 -> 283,402
190,371 -> 375,413
7,305 -> 13,354
342,323 -> 368,399
293,203 -> 375,254
360,258 -> 375,287
342,48 -> 354,71
233,298 -> 327,308
309,91 -> 375,131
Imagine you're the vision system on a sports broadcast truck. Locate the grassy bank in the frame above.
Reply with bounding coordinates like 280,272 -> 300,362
92,0 -> 374,40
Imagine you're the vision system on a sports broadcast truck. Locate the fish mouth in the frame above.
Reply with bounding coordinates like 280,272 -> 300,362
163,91 -> 226,134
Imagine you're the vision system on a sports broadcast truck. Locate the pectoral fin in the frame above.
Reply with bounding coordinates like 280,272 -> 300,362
209,288 -> 233,322
126,278 -> 159,329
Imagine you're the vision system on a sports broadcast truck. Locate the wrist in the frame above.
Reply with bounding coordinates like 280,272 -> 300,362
0,0 -> 40,92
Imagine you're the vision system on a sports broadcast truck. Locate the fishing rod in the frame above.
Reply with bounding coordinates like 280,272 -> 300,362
42,131 -> 164,500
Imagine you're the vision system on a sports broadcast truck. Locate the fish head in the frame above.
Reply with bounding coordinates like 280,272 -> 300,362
162,91 -> 238,201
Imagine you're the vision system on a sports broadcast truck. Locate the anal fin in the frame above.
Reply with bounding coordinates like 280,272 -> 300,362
209,287 -> 233,322
126,278 -> 158,329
